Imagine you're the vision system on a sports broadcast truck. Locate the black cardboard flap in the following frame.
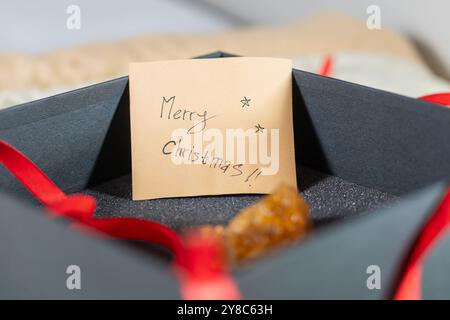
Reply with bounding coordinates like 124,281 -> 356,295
0,192 -> 179,299
236,182 -> 447,299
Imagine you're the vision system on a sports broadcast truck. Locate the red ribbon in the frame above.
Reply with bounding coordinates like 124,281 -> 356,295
419,93 -> 450,106
318,55 -> 333,77
392,93 -> 450,299
394,189 -> 450,299
0,139 -> 240,299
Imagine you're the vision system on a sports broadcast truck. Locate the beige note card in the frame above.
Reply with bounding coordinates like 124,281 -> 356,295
129,57 -> 296,200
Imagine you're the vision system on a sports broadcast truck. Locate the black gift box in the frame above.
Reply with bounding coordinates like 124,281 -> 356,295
1,52 -> 449,299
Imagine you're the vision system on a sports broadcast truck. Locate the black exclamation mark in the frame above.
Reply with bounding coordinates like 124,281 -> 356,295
245,168 -> 262,187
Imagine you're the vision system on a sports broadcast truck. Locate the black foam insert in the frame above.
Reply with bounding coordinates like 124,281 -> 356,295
84,165 -> 398,230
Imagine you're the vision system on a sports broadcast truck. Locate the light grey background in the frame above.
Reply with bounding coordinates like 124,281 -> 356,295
0,0 -> 235,53
0,0 -> 449,77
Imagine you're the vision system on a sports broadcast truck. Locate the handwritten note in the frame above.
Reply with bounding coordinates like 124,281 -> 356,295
129,57 -> 297,200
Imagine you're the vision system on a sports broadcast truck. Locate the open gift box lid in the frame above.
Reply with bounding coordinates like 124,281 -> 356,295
0,52 -> 449,299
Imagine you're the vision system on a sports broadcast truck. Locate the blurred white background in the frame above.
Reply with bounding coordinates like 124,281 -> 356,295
0,0 -> 448,78
206,0 -> 450,79
1,0 -> 449,109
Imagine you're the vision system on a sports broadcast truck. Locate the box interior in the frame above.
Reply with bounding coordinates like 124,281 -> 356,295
0,52 -> 449,239
1,53 -> 450,299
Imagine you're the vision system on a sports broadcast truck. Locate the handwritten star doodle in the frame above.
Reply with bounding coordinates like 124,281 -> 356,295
255,124 -> 265,133
240,96 -> 251,108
